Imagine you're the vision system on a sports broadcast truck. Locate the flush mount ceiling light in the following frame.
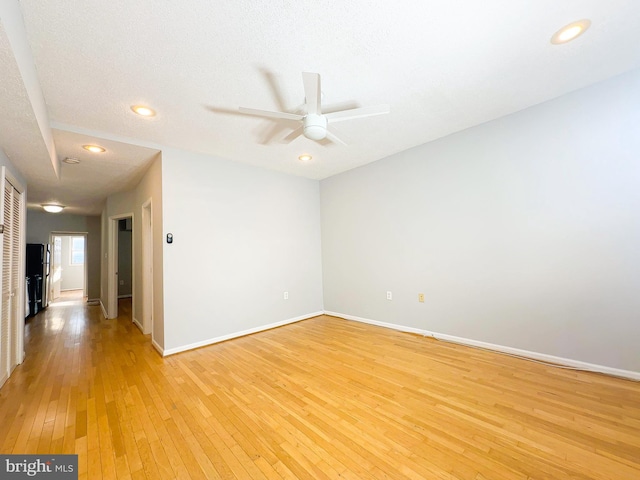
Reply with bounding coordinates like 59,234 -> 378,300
63,157 -> 80,164
551,19 -> 591,44
298,154 -> 312,162
131,105 -> 156,117
82,144 -> 106,153
42,204 -> 65,213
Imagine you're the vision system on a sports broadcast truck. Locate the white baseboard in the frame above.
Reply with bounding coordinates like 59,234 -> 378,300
100,300 -> 108,319
162,311 -> 324,357
152,339 -> 164,356
324,311 -> 640,381
325,311 -> 428,336
132,317 -> 143,332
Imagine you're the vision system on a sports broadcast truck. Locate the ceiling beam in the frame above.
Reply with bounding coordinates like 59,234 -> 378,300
0,0 -> 59,178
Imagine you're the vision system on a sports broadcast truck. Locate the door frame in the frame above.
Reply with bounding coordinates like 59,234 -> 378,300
141,199 -> 153,339
49,232 -> 89,301
107,213 -> 134,320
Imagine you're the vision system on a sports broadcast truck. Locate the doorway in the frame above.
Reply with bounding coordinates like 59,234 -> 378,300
49,233 -> 87,304
117,218 -> 133,301
107,214 -> 134,321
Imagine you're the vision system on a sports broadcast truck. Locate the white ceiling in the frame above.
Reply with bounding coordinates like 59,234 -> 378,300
2,0 -> 640,215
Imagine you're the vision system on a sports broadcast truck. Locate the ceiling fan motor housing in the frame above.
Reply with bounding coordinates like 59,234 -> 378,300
303,114 -> 328,140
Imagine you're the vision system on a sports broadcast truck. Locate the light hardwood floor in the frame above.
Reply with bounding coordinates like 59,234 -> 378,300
1,299 -> 639,479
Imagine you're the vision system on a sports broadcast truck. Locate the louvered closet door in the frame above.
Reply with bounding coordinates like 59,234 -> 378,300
0,179 -> 12,384
10,181 -> 21,370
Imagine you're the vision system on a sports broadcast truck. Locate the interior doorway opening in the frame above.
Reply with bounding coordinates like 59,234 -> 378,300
107,214 -> 134,321
48,233 -> 88,305
117,218 -> 133,301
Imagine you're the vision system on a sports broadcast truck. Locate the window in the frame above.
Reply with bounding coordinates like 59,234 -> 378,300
70,236 -> 85,265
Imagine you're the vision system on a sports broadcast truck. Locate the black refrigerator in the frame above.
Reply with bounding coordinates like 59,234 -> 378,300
26,243 -> 50,316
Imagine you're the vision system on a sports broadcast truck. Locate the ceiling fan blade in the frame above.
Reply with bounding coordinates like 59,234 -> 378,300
239,107 -> 303,121
260,68 -> 288,111
302,72 -> 321,115
283,126 -> 304,143
259,123 -> 291,145
322,100 -> 359,114
324,104 -> 390,123
325,129 -> 347,146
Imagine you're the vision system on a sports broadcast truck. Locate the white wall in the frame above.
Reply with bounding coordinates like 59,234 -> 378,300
60,236 -> 84,291
100,154 -> 163,347
0,148 -> 25,187
26,210 -> 100,300
161,148 -> 323,353
321,68 -> 640,374
134,154 -> 163,345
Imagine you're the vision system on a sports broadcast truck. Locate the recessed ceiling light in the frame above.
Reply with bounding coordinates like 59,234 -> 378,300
63,157 -> 80,164
131,105 -> 156,117
298,154 -> 312,162
551,19 -> 591,44
42,204 -> 65,213
83,144 -> 106,153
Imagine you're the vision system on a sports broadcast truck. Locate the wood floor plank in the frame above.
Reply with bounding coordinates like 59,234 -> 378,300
1,299 -> 639,479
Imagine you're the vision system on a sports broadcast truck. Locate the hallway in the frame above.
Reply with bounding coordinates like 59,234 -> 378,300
49,288 -> 85,304
0,297 -> 152,478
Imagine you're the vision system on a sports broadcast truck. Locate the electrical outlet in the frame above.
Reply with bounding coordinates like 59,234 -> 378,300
284,291 -> 289,300
418,293 -> 425,303
386,291 -> 392,300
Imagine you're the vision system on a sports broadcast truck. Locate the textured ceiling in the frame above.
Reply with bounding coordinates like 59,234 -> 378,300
3,0 -> 640,214
0,21 -> 55,188
27,129 -> 160,215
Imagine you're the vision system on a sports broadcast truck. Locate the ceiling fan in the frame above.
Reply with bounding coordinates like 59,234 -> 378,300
238,72 -> 389,145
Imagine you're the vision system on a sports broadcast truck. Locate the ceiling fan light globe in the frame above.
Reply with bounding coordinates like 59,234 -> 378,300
304,125 -> 327,140
303,114 -> 328,140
